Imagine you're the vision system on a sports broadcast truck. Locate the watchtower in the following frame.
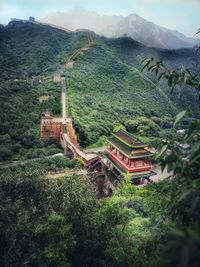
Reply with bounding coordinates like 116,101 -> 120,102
40,111 -> 61,143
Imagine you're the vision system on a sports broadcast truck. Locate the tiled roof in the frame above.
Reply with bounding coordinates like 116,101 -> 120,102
113,130 -> 145,148
108,136 -> 153,159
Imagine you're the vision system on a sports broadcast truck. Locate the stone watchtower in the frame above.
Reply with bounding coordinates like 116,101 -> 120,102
40,111 -> 62,143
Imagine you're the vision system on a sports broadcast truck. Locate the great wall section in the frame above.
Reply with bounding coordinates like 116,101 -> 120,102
40,37 -> 114,195
40,79 -> 112,195
40,32 -> 97,160
40,66 -> 99,163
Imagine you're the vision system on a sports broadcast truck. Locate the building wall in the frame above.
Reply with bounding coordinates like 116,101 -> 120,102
66,120 -> 79,147
40,112 -> 79,148
40,112 -> 61,143
40,122 -> 61,143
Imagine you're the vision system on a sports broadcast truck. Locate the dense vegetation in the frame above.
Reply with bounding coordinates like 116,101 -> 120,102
0,21 -> 198,161
0,21 -> 89,79
0,159 -> 178,267
1,121 -> 199,267
0,77 -> 64,161
103,37 -> 200,117
67,42 -> 178,147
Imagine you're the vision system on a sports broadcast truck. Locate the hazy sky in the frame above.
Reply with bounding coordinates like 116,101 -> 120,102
0,0 -> 199,36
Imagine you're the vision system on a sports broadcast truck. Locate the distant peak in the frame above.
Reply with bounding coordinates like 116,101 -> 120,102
126,13 -> 145,21
129,13 -> 139,17
128,13 -> 142,18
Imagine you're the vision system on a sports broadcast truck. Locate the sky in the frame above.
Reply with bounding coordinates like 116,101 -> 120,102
0,0 -> 199,37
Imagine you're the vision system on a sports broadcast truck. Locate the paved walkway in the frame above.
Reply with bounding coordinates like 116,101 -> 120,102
84,147 -> 105,153
47,169 -> 87,179
152,165 -> 173,182
61,77 -> 67,118
63,133 -> 97,162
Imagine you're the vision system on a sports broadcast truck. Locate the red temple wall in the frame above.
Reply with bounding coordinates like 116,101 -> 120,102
106,149 -> 152,173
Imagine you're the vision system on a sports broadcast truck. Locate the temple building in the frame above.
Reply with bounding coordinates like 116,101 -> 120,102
103,130 -> 156,185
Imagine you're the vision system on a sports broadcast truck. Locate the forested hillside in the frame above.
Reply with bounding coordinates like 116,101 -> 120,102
67,42 -> 177,146
103,37 -> 200,116
0,21 -> 90,161
0,21 -> 198,161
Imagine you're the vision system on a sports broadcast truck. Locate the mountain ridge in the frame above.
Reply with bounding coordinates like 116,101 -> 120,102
41,9 -> 199,49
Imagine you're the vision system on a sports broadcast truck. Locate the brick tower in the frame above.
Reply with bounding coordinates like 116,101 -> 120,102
40,111 -> 62,143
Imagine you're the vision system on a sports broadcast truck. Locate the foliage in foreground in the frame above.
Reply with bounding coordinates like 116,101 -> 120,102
142,49 -> 200,266
0,164 -> 98,267
158,118 -> 200,267
0,162 -> 166,267
1,118 -> 200,267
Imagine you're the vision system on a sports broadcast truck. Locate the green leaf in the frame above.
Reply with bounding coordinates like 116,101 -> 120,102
158,72 -> 164,81
156,145 -> 168,159
177,190 -> 191,203
185,122 -> 197,141
141,58 -> 152,71
173,110 -> 187,128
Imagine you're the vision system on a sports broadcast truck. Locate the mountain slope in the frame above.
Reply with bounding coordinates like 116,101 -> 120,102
102,37 -> 200,117
67,42 -> 177,145
0,21 -> 197,161
0,20 -> 89,79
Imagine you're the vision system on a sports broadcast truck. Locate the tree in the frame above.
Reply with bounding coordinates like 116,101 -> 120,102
142,35 -> 200,267
33,212 -> 75,267
142,58 -> 200,91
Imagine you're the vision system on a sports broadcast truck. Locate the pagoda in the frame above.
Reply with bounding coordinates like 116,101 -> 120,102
103,130 -> 156,185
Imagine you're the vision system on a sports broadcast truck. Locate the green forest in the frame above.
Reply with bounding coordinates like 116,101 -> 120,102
0,21 -> 200,267
1,124 -> 200,267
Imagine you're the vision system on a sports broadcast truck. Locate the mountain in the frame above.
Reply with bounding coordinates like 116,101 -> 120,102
41,9 -> 199,49
101,13 -> 198,49
0,21 -> 199,161
102,37 -> 200,118
41,8 -> 122,33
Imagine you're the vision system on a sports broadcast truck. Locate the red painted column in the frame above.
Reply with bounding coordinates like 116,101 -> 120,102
128,159 -> 130,167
